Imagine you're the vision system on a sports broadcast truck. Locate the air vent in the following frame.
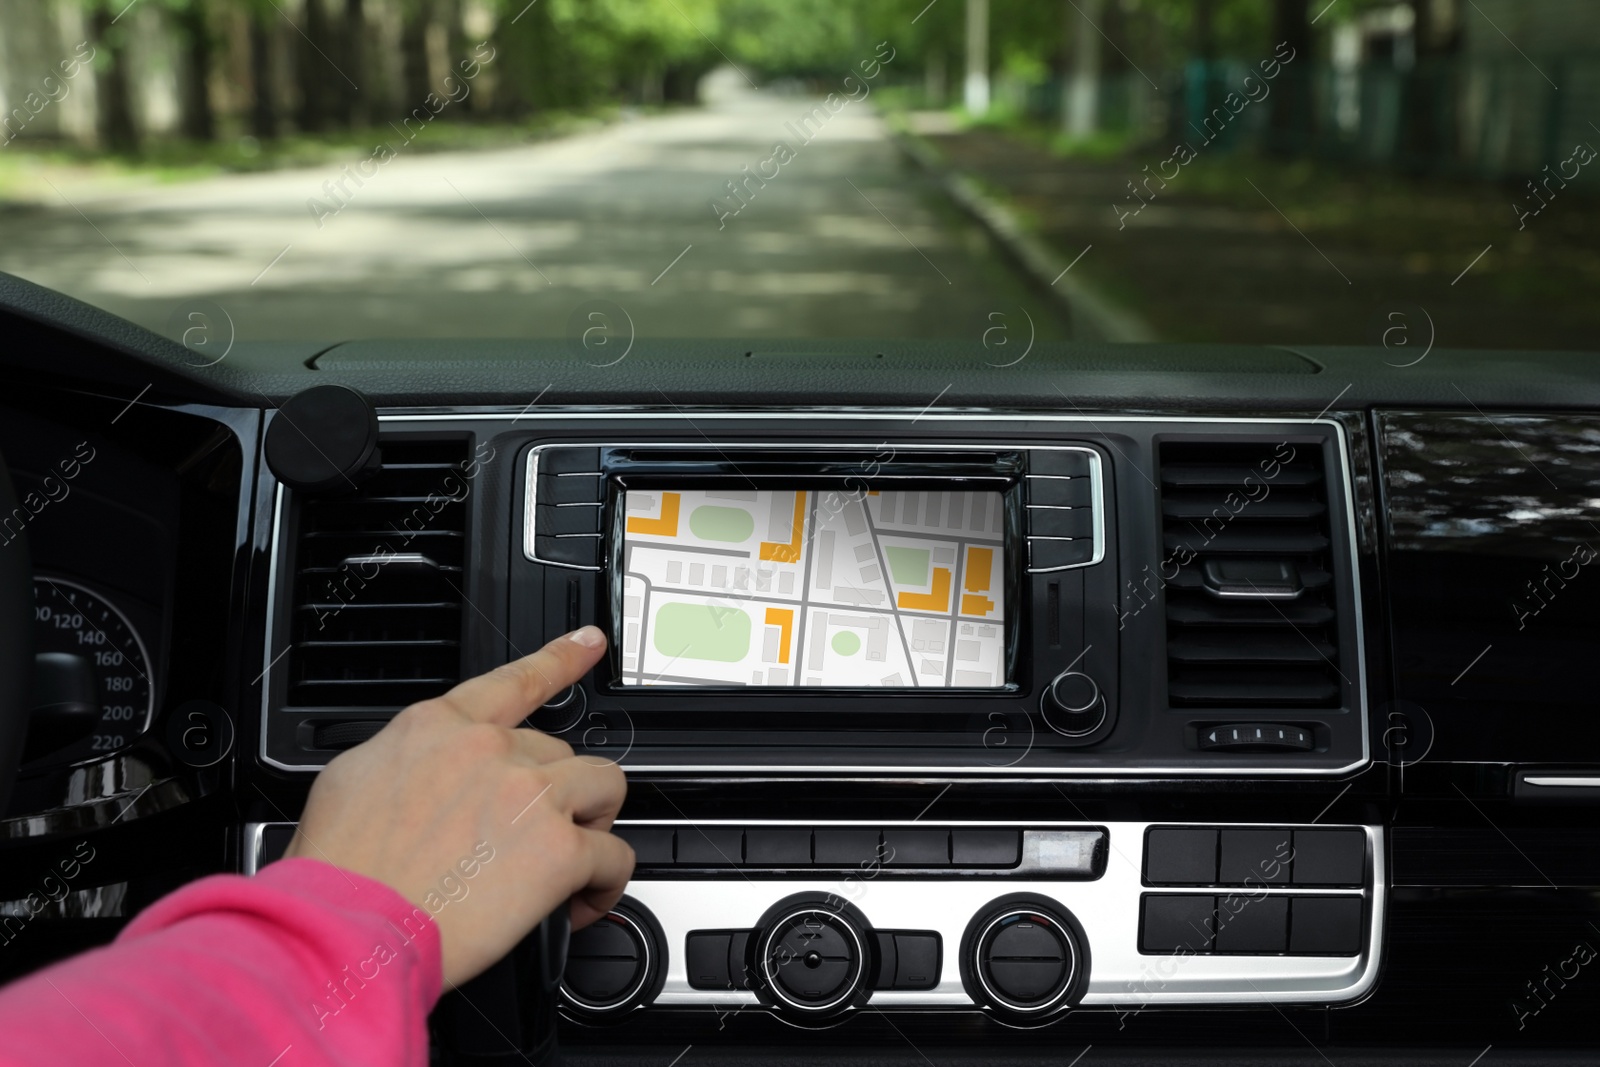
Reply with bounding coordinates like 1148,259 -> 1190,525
1159,439 -> 1343,708
286,439 -> 469,707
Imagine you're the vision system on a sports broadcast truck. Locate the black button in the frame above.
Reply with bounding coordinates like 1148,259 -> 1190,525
686,932 -> 733,989
1292,829 -> 1365,886
1289,897 -> 1363,955
542,472 -> 605,503
536,503 -> 601,536
883,829 -> 949,867
1219,829 -> 1294,885
676,828 -> 743,867
1031,450 -> 1092,477
539,447 -> 600,475
893,934 -> 941,990
1026,507 -> 1094,539
534,534 -> 600,568
615,826 -> 673,865
1145,828 -> 1218,885
745,828 -> 812,866
1026,477 -> 1093,508
952,829 -> 1021,867
1214,893 -> 1288,953
1028,538 -> 1094,570
814,829 -> 882,866
873,932 -> 898,988
729,930 -> 754,989
1141,895 -> 1216,953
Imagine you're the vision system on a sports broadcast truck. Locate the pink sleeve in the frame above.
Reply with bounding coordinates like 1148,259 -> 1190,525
0,857 -> 442,1067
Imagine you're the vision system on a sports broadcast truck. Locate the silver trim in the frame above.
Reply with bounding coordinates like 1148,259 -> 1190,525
242,820 -> 293,875
1523,776 -> 1600,788
1210,588 -> 1303,600
342,552 -> 435,568
258,411 -> 1368,777
614,818 -> 1383,1010
258,487 -> 300,771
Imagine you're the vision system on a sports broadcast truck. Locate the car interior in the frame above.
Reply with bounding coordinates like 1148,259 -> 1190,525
1,1 -> 1598,1064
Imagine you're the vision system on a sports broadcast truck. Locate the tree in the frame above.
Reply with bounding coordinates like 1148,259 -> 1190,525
165,0 -> 217,141
87,0 -> 140,153
298,0 -> 339,132
1063,0 -> 1104,135
337,0 -> 368,127
401,0 -> 437,111
964,0 -> 990,114
1266,0 -> 1314,155
248,3 -> 278,140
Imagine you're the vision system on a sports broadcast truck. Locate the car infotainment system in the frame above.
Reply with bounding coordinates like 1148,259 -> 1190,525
259,413 -> 1369,776
617,487 -> 1008,688
505,436 -> 1132,767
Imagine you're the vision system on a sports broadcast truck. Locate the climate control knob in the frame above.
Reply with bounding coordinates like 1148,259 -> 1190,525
961,894 -> 1089,1022
751,894 -> 874,1020
1041,670 -> 1106,736
558,897 -> 665,1020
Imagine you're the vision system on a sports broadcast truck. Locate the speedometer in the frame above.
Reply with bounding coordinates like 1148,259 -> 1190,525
31,577 -> 155,765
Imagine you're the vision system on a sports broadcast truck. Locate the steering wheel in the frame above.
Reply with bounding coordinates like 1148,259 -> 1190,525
0,451 -> 33,813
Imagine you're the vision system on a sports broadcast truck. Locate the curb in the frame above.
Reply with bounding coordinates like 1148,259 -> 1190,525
893,128 -> 1158,343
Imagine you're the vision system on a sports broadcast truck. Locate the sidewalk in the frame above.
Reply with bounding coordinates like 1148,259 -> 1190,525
899,114 -> 1600,352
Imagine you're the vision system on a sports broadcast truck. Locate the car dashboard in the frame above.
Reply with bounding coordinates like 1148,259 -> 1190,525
2,271 -> 1599,1064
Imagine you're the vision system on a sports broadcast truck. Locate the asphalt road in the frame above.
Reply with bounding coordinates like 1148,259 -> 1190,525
0,79 -> 1067,347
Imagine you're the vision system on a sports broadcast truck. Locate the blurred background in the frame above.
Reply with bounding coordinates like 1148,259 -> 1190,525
0,0 -> 1595,348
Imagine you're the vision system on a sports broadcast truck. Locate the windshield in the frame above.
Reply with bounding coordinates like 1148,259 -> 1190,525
0,0 -> 1593,349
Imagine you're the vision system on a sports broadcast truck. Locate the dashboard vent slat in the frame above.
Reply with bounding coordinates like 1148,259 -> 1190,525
285,439 -> 471,708
1159,440 -> 1344,710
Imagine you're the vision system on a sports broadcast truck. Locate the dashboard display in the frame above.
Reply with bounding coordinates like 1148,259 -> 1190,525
618,488 -> 1006,687
31,577 -> 154,763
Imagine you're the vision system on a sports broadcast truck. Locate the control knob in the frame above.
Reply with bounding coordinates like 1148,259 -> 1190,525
750,894 -> 874,1020
961,894 -> 1089,1022
558,897 -> 666,1019
1040,669 -> 1106,736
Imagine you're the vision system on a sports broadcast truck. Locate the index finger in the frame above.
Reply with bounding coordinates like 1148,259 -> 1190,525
435,626 -> 607,726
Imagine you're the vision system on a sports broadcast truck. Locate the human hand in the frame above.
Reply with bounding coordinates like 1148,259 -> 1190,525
283,626 -> 633,986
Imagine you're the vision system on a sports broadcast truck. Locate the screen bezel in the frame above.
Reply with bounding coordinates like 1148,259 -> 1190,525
607,478 -> 1021,693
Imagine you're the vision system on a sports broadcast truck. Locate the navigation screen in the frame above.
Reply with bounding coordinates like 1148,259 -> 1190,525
617,488 -> 1007,687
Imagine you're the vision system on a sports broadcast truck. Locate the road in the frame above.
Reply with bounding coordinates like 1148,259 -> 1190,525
0,76 -> 1067,345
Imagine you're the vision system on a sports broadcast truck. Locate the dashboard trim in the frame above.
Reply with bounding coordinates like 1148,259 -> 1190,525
257,486 -> 294,772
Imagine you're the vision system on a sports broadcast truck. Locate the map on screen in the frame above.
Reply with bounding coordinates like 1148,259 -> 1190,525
617,488 -> 1006,687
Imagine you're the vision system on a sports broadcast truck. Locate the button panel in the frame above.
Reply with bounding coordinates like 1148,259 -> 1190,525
527,446 -> 606,570
1023,447 -> 1103,573
613,824 -> 1065,877
1147,824 -> 1362,887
